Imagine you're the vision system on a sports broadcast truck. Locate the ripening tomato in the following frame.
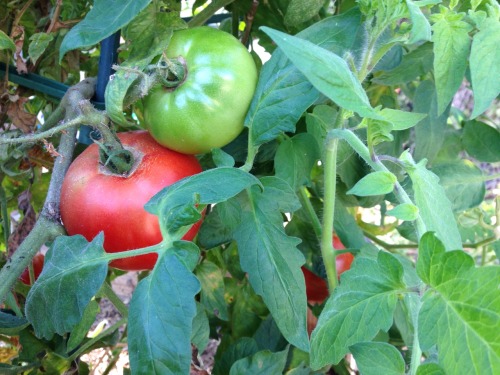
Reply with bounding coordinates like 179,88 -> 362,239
19,253 -> 44,285
302,235 -> 354,305
60,131 -> 203,271
142,26 -> 258,155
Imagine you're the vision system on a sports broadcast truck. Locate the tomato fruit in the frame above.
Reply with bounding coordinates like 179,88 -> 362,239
19,253 -> 44,285
142,26 -> 258,155
60,131 -> 203,271
302,236 -> 354,305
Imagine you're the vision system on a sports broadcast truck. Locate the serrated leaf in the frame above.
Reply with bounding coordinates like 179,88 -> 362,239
229,348 -> 289,375
247,8 -> 362,146
128,249 -> 201,375
196,260 -> 229,320
0,30 -> 15,51
146,167 -> 261,238
470,17 -> 500,118
233,177 -> 309,351
373,42 -> 433,85
347,171 -> 397,196
28,33 -> 54,64
261,27 -> 378,119
275,133 -> 320,190
431,160 -> 485,212
432,16 -> 472,115
387,203 -> 419,221
402,152 -> 463,250
350,342 -> 405,375
379,108 -> 427,131
0,311 -> 28,335
462,120 -> 500,162
406,0 -> 432,44
191,302 -> 210,353
25,234 -> 108,340
310,252 -> 406,368
417,233 -> 500,374
413,80 -> 449,164
59,0 -> 150,62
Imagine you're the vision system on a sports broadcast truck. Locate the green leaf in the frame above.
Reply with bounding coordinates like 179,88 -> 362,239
373,42 -> 433,85
145,167 -> 261,238
233,177 -> 309,351
25,234 -> 108,340
417,233 -> 500,374
0,311 -> 28,335
406,0 -> 432,44
191,302 -> 210,353
59,0 -> 150,62
470,17 -> 500,118
432,16 -> 472,115
196,260 -> 229,320
261,27 -> 378,119
379,108 -> 427,131
275,133 -> 320,190
413,80 -> 450,164
128,249 -> 201,375
212,148 -> 235,168
67,299 -> 100,352
347,171 -> 397,196
247,8 -> 362,146
387,203 -> 419,221
229,348 -> 289,375
310,251 -> 406,368
0,30 -> 15,51
416,363 -> 445,375
431,160 -> 485,212
284,0 -> 324,26
462,120 -> 500,162
28,33 -> 54,64
401,152 -> 462,250
212,337 -> 259,375
350,342 -> 405,375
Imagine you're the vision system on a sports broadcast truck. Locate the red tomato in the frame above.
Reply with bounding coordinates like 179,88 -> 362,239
302,236 -> 354,304
60,131 -> 203,271
19,253 -> 44,285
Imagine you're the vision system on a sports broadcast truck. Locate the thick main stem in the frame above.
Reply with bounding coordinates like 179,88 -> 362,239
322,137 -> 339,292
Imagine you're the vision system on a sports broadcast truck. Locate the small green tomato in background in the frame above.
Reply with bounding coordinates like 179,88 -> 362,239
142,26 -> 258,155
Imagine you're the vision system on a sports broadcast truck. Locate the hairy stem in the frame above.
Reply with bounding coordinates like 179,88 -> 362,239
188,0 -> 235,27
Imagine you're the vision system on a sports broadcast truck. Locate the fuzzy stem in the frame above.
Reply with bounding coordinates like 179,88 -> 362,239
298,187 -> 322,238
188,0 -> 235,27
322,136 -> 339,292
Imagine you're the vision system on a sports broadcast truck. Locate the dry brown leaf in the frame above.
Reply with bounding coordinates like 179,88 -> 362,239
7,191 -> 37,257
6,97 -> 37,132
11,26 -> 27,74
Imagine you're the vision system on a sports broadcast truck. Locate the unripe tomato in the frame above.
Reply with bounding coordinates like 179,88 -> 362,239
303,235 -> 354,305
142,26 -> 258,155
60,131 -> 203,271
19,253 -> 44,285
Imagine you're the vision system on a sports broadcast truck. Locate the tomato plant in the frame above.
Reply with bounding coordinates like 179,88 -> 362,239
0,1 -> 499,374
60,131 -> 203,271
19,253 -> 44,285
142,26 -> 258,155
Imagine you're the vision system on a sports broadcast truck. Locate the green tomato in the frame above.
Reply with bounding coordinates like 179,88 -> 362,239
142,26 -> 258,154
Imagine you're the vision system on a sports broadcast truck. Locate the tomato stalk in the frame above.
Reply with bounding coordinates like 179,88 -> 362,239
321,134 -> 339,293
0,79 -> 96,305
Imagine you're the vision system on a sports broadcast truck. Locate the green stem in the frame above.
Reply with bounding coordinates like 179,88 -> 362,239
188,0 -> 235,27
67,317 -> 127,362
362,231 -> 418,251
240,141 -> 258,173
98,282 -> 128,319
322,136 -> 339,293
409,291 -> 423,375
298,187 -> 322,238
330,129 -> 427,239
